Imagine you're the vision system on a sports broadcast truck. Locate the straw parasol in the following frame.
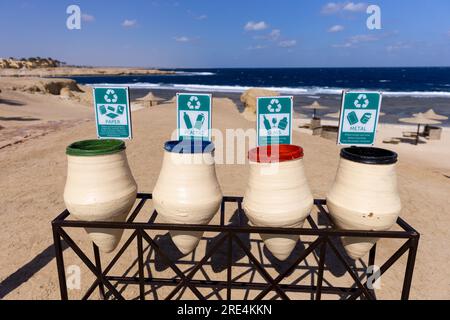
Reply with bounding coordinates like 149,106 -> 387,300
168,96 -> 177,103
413,109 -> 448,121
399,113 -> 441,145
303,101 -> 329,119
136,92 -> 165,107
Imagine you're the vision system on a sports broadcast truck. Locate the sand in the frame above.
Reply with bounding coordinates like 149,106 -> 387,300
0,81 -> 449,300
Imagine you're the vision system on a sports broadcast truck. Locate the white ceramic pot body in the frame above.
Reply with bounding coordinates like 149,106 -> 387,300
64,140 -> 137,253
243,145 -> 314,261
327,147 -> 401,260
153,141 -> 223,255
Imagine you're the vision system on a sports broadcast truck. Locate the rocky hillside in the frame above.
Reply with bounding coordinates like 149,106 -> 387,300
0,57 -> 63,69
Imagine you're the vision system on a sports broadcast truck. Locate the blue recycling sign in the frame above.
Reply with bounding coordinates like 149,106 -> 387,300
257,96 -> 293,146
177,93 -> 212,141
93,87 -> 132,140
338,91 -> 382,146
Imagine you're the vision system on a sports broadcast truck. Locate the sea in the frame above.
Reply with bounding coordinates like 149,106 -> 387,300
70,67 -> 450,126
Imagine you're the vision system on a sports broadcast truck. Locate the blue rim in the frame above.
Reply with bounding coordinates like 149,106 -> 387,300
164,140 -> 215,154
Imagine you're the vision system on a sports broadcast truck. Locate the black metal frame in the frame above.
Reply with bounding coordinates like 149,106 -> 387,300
52,193 -> 420,300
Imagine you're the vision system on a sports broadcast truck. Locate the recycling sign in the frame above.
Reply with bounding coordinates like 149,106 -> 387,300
177,93 -> 212,141
93,87 -> 132,140
338,91 -> 382,146
257,96 -> 293,146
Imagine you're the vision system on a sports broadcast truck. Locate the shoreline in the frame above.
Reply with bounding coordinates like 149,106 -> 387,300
0,67 -> 175,77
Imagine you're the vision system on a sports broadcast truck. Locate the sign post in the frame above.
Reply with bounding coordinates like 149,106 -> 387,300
338,91 -> 382,146
177,93 -> 212,141
257,96 -> 293,146
93,87 -> 132,140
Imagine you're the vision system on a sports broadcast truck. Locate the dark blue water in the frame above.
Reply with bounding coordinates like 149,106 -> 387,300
70,67 -> 450,97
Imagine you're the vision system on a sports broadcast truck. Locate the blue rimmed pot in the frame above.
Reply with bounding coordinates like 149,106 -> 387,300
152,140 -> 223,255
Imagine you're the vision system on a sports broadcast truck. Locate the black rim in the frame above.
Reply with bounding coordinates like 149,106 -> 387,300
341,147 -> 398,165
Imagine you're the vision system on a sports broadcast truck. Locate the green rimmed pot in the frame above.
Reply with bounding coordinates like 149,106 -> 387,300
63,139 -> 137,253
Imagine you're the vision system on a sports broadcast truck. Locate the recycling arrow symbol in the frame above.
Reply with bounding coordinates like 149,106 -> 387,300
104,89 -> 118,103
354,94 -> 369,108
268,99 -> 282,113
187,96 -> 201,110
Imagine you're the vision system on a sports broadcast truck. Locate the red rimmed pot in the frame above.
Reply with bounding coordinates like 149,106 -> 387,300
243,145 -> 314,261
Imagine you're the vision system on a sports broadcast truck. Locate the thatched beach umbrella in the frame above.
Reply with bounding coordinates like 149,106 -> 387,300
168,96 -> 177,103
303,101 -> 329,119
136,92 -> 165,107
413,109 -> 448,121
399,113 -> 441,145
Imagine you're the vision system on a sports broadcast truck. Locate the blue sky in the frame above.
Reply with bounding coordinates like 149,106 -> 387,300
1,0 -> 450,68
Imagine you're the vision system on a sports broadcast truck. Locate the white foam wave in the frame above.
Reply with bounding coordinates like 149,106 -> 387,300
86,82 -> 450,97
174,71 -> 216,76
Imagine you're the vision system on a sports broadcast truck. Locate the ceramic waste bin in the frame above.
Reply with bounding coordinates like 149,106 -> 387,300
243,145 -> 314,261
64,139 -> 137,253
153,140 -> 223,255
327,147 -> 401,260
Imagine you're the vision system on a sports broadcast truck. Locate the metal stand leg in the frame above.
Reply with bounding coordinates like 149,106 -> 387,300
401,237 -> 419,300
52,225 -> 68,300
137,230 -> 146,300
93,244 -> 106,300
315,238 -> 327,300
369,244 -> 377,268
227,232 -> 233,300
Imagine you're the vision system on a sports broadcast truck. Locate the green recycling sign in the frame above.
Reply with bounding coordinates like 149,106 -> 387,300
93,87 -> 132,139
177,93 -> 212,141
257,96 -> 293,146
338,92 -> 382,146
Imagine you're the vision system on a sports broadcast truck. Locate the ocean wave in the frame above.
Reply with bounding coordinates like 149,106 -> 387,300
174,71 -> 216,76
87,82 -> 450,97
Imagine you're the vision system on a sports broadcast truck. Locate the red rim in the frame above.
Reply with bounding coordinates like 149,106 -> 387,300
248,145 -> 304,163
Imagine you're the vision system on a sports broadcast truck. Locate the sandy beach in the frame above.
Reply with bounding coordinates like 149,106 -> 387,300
0,76 -> 449,300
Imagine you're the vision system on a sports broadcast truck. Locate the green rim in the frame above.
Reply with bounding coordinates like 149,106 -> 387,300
66,139 -> 125,156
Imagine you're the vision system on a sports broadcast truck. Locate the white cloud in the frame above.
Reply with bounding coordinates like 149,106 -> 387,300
321,2 -> 367,14
81,13 -> 95,22
343,2 -> 367,12
196,14 -> 207,20
247,44 -> 267,50
253,29 -> 281,41
278,40 -> 297,48
332,43 -> 353,48
244,21 -> 269,31
174,36 -> 191,42
268,29 -> 281,40
321,2 -> 342,14
328,25 -> 345,33
333,33 -> 382,48
386,42 -> 412,52
122,19 -> 137,28
349,34 -> 380,42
